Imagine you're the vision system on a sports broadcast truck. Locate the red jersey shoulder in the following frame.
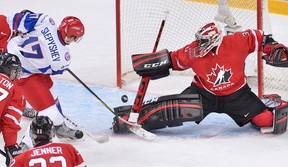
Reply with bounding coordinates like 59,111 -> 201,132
222,29 -> 264,52
232,29 -> 263,40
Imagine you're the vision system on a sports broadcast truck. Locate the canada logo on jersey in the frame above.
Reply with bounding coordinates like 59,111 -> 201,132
207,64 -> 232,86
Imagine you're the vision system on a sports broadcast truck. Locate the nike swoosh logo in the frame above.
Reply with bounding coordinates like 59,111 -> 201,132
0,31 -> 8,36
244,113 -> 249,117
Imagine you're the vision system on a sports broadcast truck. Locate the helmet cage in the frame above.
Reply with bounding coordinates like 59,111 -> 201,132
193,22 -> 223,57
29,116 -> 55,145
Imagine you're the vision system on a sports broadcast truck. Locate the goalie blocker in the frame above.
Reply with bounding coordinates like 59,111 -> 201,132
260,94 -> 288,134
112,94 -> 203,133
132,49 -> 171,80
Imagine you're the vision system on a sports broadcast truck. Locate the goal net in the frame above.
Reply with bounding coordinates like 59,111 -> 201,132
116,0 -> 288,100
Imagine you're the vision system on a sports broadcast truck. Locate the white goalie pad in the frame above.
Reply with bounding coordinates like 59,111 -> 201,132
214,0 -> 236,27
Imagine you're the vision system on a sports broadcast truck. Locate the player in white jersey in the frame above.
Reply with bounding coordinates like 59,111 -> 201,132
6,11 -> 85,149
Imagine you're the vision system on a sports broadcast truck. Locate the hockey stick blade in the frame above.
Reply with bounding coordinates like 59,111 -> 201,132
82,130 -> 109,144
117,116 -> 156,140
129,125 -> 156,140
92,134 -> 109,143
63,114 -> 109,144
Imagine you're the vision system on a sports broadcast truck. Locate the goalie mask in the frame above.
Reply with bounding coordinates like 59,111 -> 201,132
0,53 -> 22,81
192,22 -> 223,58
29,116 -> 55,145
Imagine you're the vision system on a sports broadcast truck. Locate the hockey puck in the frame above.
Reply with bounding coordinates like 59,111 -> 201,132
75,130 -> 84,139
121,95 -> 128,103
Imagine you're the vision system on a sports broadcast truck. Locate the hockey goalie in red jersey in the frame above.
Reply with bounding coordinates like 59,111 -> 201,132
9,116 -> 86,167
112,22 -> 288,135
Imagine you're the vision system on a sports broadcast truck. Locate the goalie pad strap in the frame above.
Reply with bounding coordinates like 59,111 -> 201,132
143,94 -> 200,105
272,101 -> 288,134
138,94 -> 203,130
132,49 -> 171,79
139,103 -> 202,124
261,94 -> 288,134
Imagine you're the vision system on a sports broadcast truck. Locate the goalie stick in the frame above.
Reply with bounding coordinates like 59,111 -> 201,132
66,69 -> 155,140
131,14 -> 167,113
129,12 -> 168,126
62,114 -> 109,143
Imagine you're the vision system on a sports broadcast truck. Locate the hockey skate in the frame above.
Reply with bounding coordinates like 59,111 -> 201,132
54,123 -> 84,140
112,105 -> 132,133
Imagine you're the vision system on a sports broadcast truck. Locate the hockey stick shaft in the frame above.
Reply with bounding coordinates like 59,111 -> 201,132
124,14 -> 167,140
67,69 -> 116,115
62,114 -> 109,143
131,14 -> 167,114
68,17 -> 167,139
66,68 -> 141,127
66,68 -> 156,139
0,149 -> 7,158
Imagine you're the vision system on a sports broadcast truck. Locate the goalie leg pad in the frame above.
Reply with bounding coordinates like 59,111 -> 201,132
260,94 -> 288,134
272,102 -> 288,134
138,94 -> 203,130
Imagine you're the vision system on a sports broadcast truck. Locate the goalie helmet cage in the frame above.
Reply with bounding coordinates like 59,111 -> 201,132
115,0 -> 288,100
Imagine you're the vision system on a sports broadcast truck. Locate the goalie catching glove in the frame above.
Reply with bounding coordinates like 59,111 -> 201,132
262,34 -> 288,67
132,49 -> 172,80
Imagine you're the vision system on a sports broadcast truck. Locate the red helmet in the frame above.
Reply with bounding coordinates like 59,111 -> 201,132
194,22 -> 222,57
58,16 -> 85,43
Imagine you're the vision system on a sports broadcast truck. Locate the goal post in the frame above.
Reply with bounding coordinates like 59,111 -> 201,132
115,0 -> 285,99
257,0 -> 264,98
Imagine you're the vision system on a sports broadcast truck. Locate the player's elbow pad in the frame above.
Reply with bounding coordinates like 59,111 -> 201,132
132,49 -> 172,80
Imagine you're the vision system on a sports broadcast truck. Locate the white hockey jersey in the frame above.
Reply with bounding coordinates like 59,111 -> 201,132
7,13 -> 71,78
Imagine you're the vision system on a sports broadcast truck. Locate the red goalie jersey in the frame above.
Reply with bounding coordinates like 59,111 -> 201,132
9,142 -> 86,167
0,73 -> 23,148
170,29 -> 264,96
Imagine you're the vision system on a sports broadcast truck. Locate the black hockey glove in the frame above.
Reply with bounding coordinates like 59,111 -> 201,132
132,49 -> 172,80
262,34 -> 288,67
5,144 -> 22,166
